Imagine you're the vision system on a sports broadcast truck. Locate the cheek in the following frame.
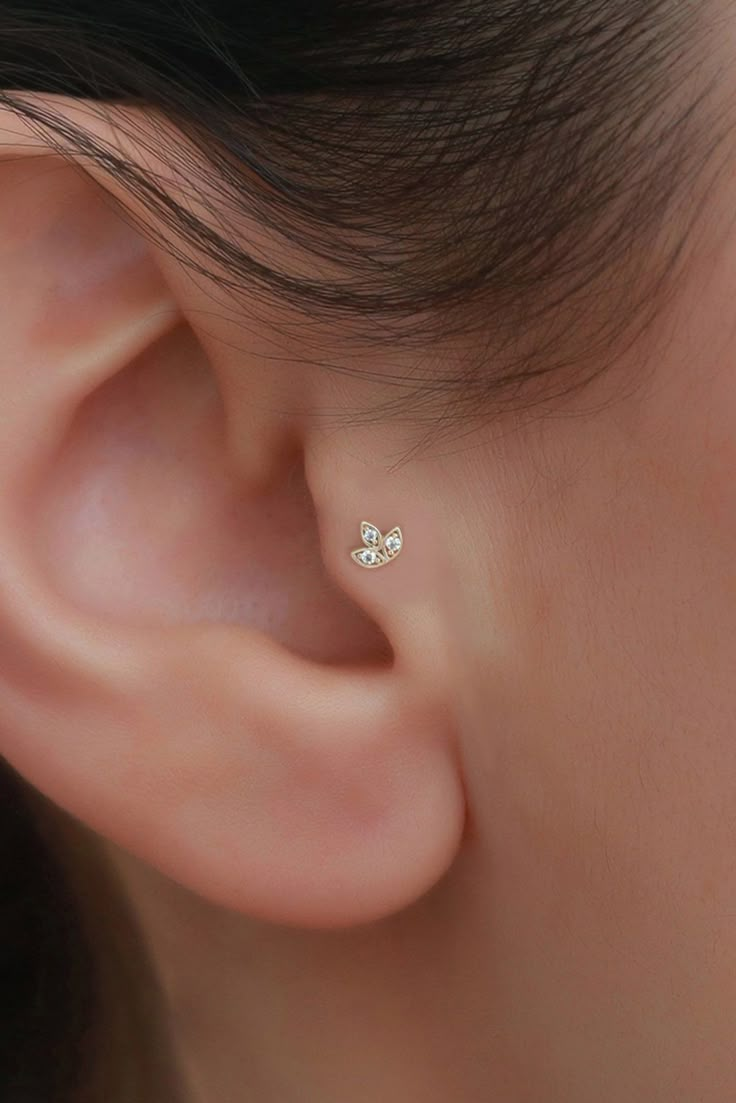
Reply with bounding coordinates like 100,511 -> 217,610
478,382 -> 736,1081
523,368 -> 736,872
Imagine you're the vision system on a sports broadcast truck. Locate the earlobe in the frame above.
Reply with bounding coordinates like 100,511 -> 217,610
117,623 -> 466,929
0,586 -> 466,930
0,121 -> 466,930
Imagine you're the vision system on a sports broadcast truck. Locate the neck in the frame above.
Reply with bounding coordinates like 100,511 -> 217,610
104,840 -> 490,1103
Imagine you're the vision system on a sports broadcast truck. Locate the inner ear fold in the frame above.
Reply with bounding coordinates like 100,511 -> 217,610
27,333 -> 390,665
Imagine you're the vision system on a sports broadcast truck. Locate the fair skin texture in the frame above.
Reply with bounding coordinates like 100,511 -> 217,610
1,50 -> 736,1099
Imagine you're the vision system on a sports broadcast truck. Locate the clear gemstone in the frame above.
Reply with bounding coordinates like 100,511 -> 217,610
384,534 -> 402,555
359,549 -> 381,566
362,524 -> 380,546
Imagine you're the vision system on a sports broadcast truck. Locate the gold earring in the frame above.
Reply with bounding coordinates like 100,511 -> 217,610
351,522 -> 403,569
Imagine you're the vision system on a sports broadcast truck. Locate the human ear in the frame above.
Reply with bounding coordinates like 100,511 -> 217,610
0,106 -> 466,930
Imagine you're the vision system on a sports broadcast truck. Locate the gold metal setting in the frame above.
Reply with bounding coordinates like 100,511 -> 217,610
351,522 -> 404,569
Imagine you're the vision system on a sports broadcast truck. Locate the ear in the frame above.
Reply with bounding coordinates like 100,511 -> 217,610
0,102 -> 466,929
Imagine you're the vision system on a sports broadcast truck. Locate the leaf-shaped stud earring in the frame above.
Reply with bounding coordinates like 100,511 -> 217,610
351,522 -> 403,569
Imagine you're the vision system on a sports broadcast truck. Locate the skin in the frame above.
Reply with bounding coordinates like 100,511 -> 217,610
1,33 -> 736,1100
